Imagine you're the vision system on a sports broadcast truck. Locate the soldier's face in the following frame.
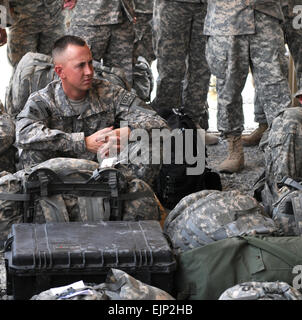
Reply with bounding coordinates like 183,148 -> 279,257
55,44 -> 94,98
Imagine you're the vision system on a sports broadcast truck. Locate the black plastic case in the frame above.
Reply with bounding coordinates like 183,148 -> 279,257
5,221 -> 176,300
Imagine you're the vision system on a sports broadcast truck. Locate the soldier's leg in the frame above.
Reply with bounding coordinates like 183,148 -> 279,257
69,24 -> 111,62
182,3 -> 211,129
251,12 -> 291,127
206,35 -> 249,172
151,0 -> 191,111
103,19 -> 135,85
7,26 -> 39,67
38,21 -> 66,56
282,5 -> 302,88
133,13 -> 155,65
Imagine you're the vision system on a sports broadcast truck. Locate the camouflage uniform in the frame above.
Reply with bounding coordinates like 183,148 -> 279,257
219,281 -> 302,300
69,0 -> 135,85
204,0 -> 292,138
31,268 -> 175,300
151,0 -> 210,129
0,100 -> 16,173
6,0 -> 65,68
15,78 -> 168,184
254,0 -> 302,125
133,0 -> 155,65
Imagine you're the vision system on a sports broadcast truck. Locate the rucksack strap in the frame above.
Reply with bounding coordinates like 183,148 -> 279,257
278,177 -> 302,191
291,195 -> 302,235
0,193 -> 30,201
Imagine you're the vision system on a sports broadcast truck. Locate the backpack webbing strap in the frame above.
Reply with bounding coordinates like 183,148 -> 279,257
291,195 -> 302,235
279,177 -> 302,191
0,193 -> 30,201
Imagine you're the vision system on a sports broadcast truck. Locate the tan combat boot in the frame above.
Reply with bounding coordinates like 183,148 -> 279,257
218,135 -> 244,173
241,123 -> 268,147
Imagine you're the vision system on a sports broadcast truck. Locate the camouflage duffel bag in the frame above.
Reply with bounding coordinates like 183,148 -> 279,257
219,281 -> 302,300
164,189 -> 278,254
0,158 -> 162,247
31,268 -> 175,300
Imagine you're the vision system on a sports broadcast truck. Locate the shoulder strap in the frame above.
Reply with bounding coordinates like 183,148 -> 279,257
291,195 -> 302,235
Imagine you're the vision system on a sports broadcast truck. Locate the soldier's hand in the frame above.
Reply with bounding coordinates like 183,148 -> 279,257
63,0 -> 77,9
97,127 -> 131,159
0,28 -> 7,47
85,127 -> 113,154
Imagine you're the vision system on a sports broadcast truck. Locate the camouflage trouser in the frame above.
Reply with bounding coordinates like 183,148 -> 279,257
69,19 -> 135,85
7,20 -> 65,68
254,5 -> 302,124
133,13 -> 155,65
205,11 -> 291,137
151,0 -> 210,129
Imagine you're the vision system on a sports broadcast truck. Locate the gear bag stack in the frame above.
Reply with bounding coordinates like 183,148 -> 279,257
164,189 -> 278,254
0,158 -> 162,247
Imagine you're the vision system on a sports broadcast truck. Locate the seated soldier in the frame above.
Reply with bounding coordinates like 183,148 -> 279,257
15,35 -> 168,184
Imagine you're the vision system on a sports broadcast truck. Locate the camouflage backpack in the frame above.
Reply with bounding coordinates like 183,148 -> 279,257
164,189 -> 278,254
219,281 -> 302,300
0,111 -> 17,173
5,52 -> 57,118
0,158 -> 162,247
254,107 -> 302,215
31,268 -> 175,300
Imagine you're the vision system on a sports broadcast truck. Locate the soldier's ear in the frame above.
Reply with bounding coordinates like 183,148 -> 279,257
54,64 -> 65,79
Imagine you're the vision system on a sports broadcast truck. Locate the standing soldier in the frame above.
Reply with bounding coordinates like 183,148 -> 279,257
151,0 -> 215,139
133,0 -> 155,65
3,0 -> 74,69
69,0 -> 135,85
243,0 -> 302,147
204,0 -> 292,173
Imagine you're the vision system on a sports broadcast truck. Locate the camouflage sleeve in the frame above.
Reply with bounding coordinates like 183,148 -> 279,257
15,97 -> 86,154
115,89 -> 169,133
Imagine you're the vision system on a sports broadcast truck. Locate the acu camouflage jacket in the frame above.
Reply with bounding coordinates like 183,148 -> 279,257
15,79 -> 168,161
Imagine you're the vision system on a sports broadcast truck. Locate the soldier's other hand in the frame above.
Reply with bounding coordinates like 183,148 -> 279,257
97,127 -> 131,159
0,28 -> 7,47
63,0 -> 77,9
85,127 -> 113,154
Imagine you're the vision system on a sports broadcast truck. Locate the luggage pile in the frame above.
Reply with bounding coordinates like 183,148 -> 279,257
1,74 -> 302,300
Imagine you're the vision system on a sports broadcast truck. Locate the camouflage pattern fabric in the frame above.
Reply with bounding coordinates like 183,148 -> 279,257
164,189 -> 278,254
15,78 -> 168,186
5,52 -> 57,118
205,11 -> 291,137
31,268 -> 175,300
69,1 -> 135,84
0,106 -> 16,173
259,107 -> 302,214
151,0 -> 211,129
0,158 -> 163,246
203,0 -> 284,36
6,0 -> 65,67
254,2 -> 302,124
219,281 -> 302,300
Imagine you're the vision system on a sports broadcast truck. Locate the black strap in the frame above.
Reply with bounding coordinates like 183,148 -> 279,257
279,177 -> 302,191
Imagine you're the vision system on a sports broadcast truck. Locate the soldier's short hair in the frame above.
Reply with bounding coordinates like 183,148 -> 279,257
52,35 -> 87,62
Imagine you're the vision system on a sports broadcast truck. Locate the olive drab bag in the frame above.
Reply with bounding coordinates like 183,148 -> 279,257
0,158 -> 162,247
175,236 -> 302,300
164,189 -> 278,254
254,107 -> 302,216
